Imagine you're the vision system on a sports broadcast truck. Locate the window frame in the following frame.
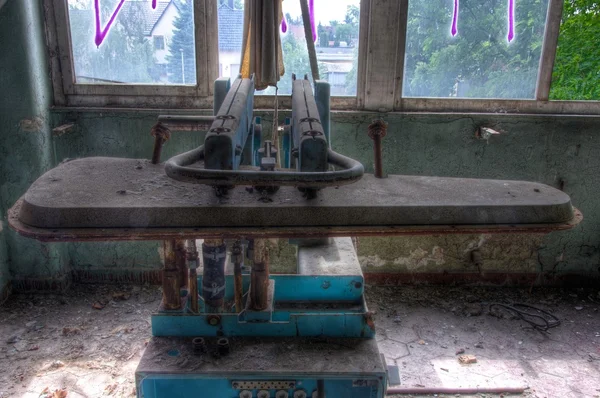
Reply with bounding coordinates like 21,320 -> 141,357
46,0 -> 218,108
45,0 -> 600,114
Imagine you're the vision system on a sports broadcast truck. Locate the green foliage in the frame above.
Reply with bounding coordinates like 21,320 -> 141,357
166,0 -> 196,84
404,0 -> 547,99
550,0 -> 600,100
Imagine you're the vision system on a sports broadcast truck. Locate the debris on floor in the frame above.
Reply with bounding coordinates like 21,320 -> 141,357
458,354 -> 478,364
1,284 -> 599,398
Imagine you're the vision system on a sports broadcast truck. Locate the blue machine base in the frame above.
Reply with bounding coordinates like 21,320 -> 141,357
136,337 -> 388,398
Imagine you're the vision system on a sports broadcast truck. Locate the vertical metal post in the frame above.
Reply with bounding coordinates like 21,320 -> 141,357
161,240 -> 181,310
186,239 -> 199,314
214,77 -> 231,116
150,122 -> 171,164
202,239 -> 226,313
300,0 -> 320,82
232,241 -> 244,313
175,239 -> 188,288
368,119 -> 388,178
314,81 -> 331,146
282,118 -> 291,168
317,380 -> 325,398
535,0 -> 565,100
251,239 -> 270,311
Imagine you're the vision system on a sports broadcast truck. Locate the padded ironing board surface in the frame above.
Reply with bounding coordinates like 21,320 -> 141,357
17,157 -> 574,229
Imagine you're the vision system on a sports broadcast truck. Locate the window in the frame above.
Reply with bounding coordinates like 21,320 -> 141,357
217,1 -> 243,79
260,0 -> 361,96
47,0 -> 217,107
67,0 -> 195,85
153,35 -> 165,50
45,0 -> 599,112
550,0 -> 600,100
403,0 -> 549,99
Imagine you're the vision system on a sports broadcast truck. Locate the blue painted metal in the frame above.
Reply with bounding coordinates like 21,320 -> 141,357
252,116 -> 262,167
186,274 -> 364,303
152,311 -> 374,338
138,375 -> 387,398
205,75 -> 255,171
314,80 -> 331,147
282,117 -> 291,168
213,77 -> 231,116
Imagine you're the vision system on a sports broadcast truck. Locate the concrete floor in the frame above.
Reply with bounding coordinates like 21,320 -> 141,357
0,284 -> 599,398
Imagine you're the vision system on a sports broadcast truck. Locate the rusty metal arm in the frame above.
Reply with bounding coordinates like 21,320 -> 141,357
164,145 -> 364,188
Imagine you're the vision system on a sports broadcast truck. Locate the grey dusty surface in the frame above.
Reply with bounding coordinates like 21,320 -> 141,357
20,157 -> 573,229
1,284 -> 599,398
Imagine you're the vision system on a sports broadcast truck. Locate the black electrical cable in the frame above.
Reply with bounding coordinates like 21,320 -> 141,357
489,303 -> 560,332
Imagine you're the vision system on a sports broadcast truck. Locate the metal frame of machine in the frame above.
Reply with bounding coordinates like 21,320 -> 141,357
7,74 -> 581,398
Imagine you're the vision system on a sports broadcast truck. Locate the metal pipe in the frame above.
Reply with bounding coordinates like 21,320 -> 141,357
157,115 -> 215,132
175,239 -> 188,288
251,239 -> 270,311
232,240 -> 244,313
386,386 -> 527,395
161,240 -> 181,310
165,146 -> 364,188
150,122 -> 171,164
202,239 -> 226,313
186,239 -> 199,314
368,119 -> 388,178
299,0 -> 320,82
316,380 -> 325,398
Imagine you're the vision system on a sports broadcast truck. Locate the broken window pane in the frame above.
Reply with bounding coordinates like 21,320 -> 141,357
403,0 -> 549,99
67,0 -> 196,85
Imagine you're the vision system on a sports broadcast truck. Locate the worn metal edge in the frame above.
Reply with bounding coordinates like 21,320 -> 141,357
8,199 -> 583,242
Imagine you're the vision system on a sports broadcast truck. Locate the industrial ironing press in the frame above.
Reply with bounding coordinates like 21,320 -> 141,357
8,75 -> 580,398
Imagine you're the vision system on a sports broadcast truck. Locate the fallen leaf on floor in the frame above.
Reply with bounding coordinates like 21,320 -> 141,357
92,302 -> 106,310
111,325 -> 134,335
104,383 -> 118,395
112,292 -> 130,301
62,327 -> 81,336
418,339 -> 426,345
458,354 -> 478,364
53,389 -> 68,398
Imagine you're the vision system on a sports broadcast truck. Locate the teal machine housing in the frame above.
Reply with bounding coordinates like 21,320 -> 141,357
139,75 -> 387,398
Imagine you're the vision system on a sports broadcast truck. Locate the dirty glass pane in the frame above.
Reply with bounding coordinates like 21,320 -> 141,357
549,0 -> 600,100
217,0 -> 244,79
225,0 -> 360,96
67,0 -> 196,85
403,0 -> 548,99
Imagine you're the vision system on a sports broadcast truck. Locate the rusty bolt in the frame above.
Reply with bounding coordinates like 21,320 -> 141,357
368,119 -> 388,140
150,122 -> 171,164
368,119 -> 388,178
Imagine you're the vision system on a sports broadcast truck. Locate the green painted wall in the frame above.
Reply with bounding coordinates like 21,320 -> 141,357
0,0 -> 598,292
45,110 -> 599,282
0,0 -> 68,292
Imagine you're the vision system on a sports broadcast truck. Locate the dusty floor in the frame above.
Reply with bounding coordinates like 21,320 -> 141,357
0,284 -> 599,398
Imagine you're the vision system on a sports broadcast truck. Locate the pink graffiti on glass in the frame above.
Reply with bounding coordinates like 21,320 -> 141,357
451,0 -> 515,42
451,0 -> 459,36
281,0 -> 316,42
95,0 -> 158,47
